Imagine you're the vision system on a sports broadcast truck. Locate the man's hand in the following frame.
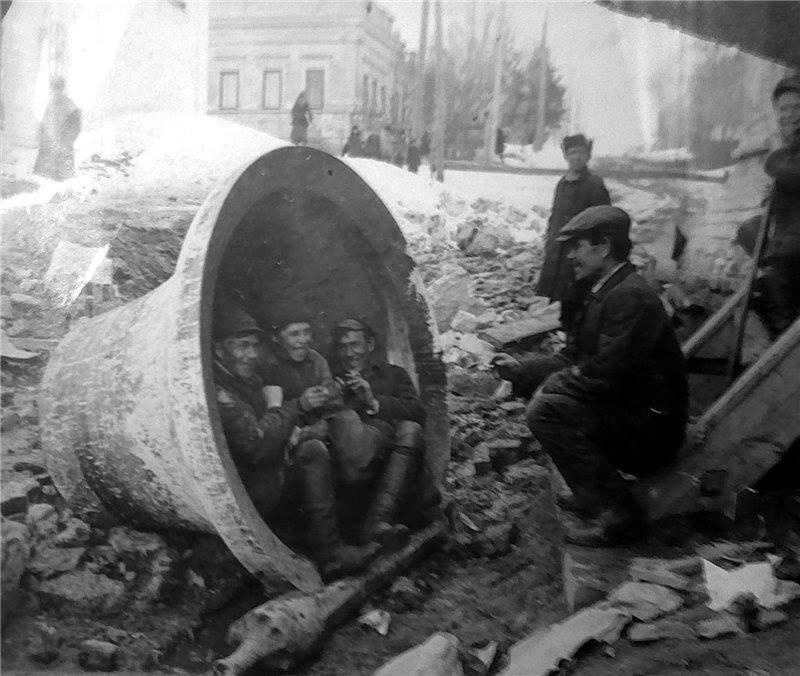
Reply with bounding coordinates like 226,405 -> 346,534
491,353 -> 522,380
342,370 -> 377,409
299,385 -> 330,412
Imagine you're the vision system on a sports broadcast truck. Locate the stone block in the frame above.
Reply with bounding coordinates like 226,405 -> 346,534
1,518 -> 32,622
1,478 -> 40,516
375,632 -> 462,676
28,503 -> 59,539
27,546 -> 86,579
450,310 -> 479,334
78,639 -> 119,671
35,570 -> 126,614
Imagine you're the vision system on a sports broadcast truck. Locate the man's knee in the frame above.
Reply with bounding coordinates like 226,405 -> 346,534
293,439 -> 329,466
394,420 -> 423,450
526,372 -> 570,431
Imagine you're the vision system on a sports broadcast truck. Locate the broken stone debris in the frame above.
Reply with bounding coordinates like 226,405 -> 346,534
608,581 -> 683,622
702,558 -> 800,611
627,618 -> 696,642
358,608 -> 391,635
501,603 -> 630,676
78,638 -> 119,671
374,632 -> 463,676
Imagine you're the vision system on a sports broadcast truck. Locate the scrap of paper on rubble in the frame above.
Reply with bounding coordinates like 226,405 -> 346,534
702,558 -> 800,611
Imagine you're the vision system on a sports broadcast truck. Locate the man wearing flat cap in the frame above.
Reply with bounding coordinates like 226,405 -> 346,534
743,75 -> 800,338
213,306 -> 378,580
329,318 -> 441,545
494,206 -> 688,545
536,134 -> 611,333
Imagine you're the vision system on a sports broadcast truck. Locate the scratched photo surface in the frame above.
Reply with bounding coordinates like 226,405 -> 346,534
2,1 -> 799,674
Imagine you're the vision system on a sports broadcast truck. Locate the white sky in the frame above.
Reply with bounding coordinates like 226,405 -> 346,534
380,0 -> 708,153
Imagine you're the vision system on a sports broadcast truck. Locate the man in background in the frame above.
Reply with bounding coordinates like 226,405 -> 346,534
34,76 -> 81,180
536,134 -> 611,333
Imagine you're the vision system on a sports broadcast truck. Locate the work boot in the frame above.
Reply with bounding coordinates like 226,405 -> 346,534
297,449 -> 379,581
360,444 -> 417,549
561,504 -> 646,547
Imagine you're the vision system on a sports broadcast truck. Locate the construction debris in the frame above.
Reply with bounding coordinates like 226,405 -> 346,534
374,632 -> 463,676
608,582 -> 684,621
500,603 -> 630,676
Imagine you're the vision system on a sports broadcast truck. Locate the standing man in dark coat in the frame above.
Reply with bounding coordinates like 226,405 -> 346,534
329,319 -> 440,545
34,76 -> 81,180
747,75 -> 800,338
536,134 -> 611,333
290,91 -> 312,145
494,206 -> 688,545
407,139 -> 421,173
213,307 -> 378,580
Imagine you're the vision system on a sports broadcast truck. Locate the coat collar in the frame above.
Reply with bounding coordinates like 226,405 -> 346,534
587,261 -> 636,302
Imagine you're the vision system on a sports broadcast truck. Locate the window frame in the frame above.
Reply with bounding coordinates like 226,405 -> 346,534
262,69 -> 283,110
218,70 -> 240,110
304,68 -> 325,110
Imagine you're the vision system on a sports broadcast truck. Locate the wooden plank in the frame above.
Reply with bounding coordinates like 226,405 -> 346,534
478,314 -> 561,348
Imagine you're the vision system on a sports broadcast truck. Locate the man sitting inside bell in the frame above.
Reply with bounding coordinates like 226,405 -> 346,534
328,318 -> 441,545
492,206 -> 688,546
213,306 -> 378,580
257,300 -> 342,440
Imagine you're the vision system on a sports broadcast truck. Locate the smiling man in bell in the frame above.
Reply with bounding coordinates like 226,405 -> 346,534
493,206 -> 688,546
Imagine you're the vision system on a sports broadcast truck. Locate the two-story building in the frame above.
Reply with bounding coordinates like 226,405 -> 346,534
208,0 -> 412,153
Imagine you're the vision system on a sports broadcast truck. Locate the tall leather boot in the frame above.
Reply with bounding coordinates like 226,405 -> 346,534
297,449 -> 379,581
360,445 -> 417,546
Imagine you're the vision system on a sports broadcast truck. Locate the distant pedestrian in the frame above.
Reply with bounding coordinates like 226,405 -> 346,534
343,125 -> 363,157
420,131 -> 431,158
407,139 -> 421,174
364,132 -> 381,159
290,91 -> 312,145
495,127 -> 507,164
34,76 -> 81,181
394,129 -> 407,167
536,134 -> 611,334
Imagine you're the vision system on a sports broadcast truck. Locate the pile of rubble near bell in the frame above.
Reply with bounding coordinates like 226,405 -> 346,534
373,541 -> 800,675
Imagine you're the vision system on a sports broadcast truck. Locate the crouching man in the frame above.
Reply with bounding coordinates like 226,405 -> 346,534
494,206 -> 688,545
213,307 -> 378,580
329,319 -> 441,545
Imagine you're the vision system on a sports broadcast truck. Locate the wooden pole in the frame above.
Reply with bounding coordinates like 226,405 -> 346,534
533,14 -> 549,150
482,0 -> 506,166
726,188 -> 774,381
432,0 -> 445,182
411,0 -> 430,144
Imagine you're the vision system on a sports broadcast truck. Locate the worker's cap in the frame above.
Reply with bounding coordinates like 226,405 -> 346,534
214,307 -> 263,341
556,205 -> 631,243
332,317 -> 375,339
773,75 -> 800,101
266,300 -> 314,333
561,134 -> 593,153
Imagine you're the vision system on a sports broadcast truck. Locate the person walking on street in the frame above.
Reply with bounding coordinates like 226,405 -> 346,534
34,76 -> 81,180
291,91 -> 312,145
536,134 -> 611,334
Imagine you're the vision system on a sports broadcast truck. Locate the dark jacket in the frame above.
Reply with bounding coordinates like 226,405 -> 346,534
334,361 -> 425,427
764,143 -> 800,263
536,168 -> 611,301
258,347 -> 342,424
213,360 -> 298,515
518,263 -> 688,423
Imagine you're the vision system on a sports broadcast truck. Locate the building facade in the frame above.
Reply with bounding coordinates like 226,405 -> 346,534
208,1 -> 411,153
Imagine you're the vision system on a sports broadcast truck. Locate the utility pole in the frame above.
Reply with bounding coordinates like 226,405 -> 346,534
412,0 -> 430,144
432,0 -> 445,182
533,14 -> 549,150
482,0 -> 506,166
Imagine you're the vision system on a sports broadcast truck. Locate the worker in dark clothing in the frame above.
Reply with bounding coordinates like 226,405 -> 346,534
329,319 -> 440,545
495,127 -> 507,164
290,91 -> 312,145
213,307 -> 378,580
343,125 -> 363,157
407,139 -> 421,173
536,134 -> 611,334
747,75 -> 800,338
494,206 -> 688,546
